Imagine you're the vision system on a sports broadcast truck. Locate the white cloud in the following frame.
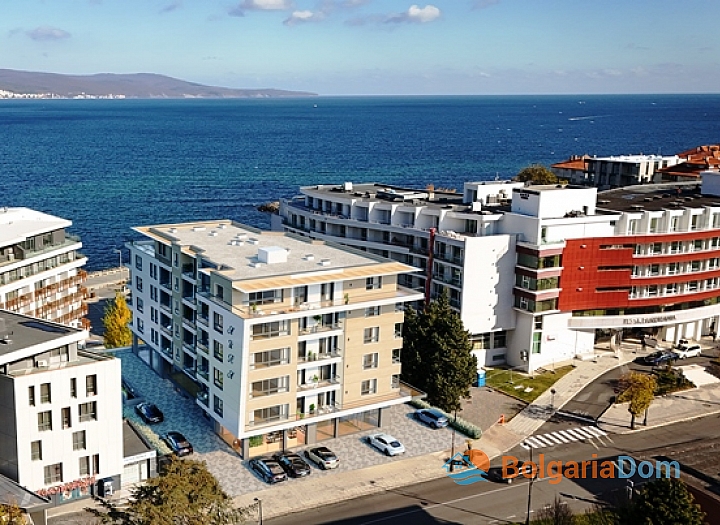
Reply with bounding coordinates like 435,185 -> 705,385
242,0 -> 293,9
407,5 -> 440,22
284,10 -> 320,25
386,4 -> 440,24
25,26 -> 71,41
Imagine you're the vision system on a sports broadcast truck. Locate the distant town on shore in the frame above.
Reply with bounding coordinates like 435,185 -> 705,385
0,68 -> 317,99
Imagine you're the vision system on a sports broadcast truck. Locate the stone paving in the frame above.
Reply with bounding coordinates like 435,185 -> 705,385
116,349 -> 456,497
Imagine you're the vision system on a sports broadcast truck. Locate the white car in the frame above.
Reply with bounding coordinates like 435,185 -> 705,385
675,344 -> 702,359
366,433 -> 405,456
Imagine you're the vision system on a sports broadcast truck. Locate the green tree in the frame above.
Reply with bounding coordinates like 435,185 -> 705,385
102,292 -> 132,348
624,477 -> 705,525
92,456 -> 247,525
616,371 -> 656,430
515,165 -> 560,185
401,291 -> 477,413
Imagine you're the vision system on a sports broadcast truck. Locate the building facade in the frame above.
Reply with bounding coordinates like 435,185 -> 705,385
0,208 -> 88,329
0,311 -> 123,506
277,173 -> 720,373
126,221 -> 423,457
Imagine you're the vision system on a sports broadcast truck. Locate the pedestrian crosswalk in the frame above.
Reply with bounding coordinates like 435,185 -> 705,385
520,426 -> 607,450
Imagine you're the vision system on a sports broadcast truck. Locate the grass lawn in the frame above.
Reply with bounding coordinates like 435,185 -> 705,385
485,365 -> 575,403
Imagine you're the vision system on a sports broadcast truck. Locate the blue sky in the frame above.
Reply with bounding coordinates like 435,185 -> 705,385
2,0 -> 718,95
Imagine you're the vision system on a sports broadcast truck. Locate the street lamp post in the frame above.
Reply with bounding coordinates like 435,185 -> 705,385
525,442 -> 535,525
449,407 -> 458,472
254,497 -> 263,525
114,249 -> 123,269
550,388 -> 556,411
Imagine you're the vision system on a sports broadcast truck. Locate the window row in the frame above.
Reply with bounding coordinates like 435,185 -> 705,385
29,375 -> 97,406
631,258 -> 720,277
629,278 -> 720,299
41,454 -> 100,484
36,402 -> 97,431
633,238 -> 720,256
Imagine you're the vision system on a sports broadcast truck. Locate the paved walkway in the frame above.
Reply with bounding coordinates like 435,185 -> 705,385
599,382 -> 720,434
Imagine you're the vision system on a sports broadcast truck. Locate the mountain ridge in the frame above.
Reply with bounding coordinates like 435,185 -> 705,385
0,69 -> 317,98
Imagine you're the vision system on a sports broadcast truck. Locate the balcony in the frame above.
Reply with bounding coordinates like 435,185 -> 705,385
197,367 -> 209,381
159,280 -> 172,291
161,346 -> 173,359
298,322 -> 344,336
297,348 -> 342,363
197,391 -> 209,406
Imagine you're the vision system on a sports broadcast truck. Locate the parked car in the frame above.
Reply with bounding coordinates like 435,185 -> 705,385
366,433 -> 405,456
135,402 -> 164,424
414,408 -> 449,429
249,457 -> 287,484
675,344 -> 702,359
163,431 -> 193,456
642,350 -> 678,367
272,451 -> 311,478
486,462 -> 536,484
304,447 -> 340,470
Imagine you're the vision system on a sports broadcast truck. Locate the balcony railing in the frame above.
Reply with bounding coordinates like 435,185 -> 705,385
298,375 -> 340,390
297,348 -> 342,363
298,322 -> 344,336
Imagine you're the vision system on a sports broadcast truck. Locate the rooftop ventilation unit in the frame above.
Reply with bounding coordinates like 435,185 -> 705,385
258,246 -> 288,264
319,259 -> 331,266
36,360 -> 48,367
343,182 -> 353,192
250,262 -> 263,268
248,238 -> 260,245
235,233 -> 248,240
169,228 -> 178,234
218,224 -> 227,229
192,226 -> 206,232
630,205 -> 644,211
597,200 -> 611,205
228,240 -> 244,246
209,231 -> 218,237
304,254 -> 315,261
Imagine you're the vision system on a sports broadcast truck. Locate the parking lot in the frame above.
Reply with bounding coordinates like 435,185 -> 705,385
118,350 -> 457,497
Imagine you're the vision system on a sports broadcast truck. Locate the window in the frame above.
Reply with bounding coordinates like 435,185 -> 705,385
391,374 -> 400,389
493,331 -> 507,348
86,375 -> 97,396
150,285 -> 158,301
249,290 -> 283,305
365,277 -> 382,290
694,239 -> 704,251
670,216 -> 679,232
213,368 -> 224,390
73,430 -> 86,450
251,377 -> 289,397
628,219 -> 639,234
392,348 -> 401,364
670,241 -> 682,254
361,379 -> 377,395
394,323 -> 403,338
363,353 -> 379,369
150,263 -> 157,280
688,281 -> 699,292
253,405 -> 288,424
70,378 -> 77,398
648,285 -> 659,296
174,277 -> 180,292
691,215 -> 700,230
173,252 -> 179,267
519,297 -> 529,310
215,284 -> 224,301
666,262 -> 679,275
40,383 -> 51,403
650,242 -> 662,255
665,283 -> 677,294
534,316 -> 543,330
135,255 -> 142,270
93,454 -> 100,475
29,386 -> 35,406
79,456 -> 90,476
363,327 -> 379,344
44,463 -> 63,484
213,395 -> 223,417
38,411 -> 52,432
213,340 -> 224,361
78,401 -> 97,422
532,332 -> 542,354
213,312 -> 224,333
151,307 -> 158,324
251,321 -> 290,339
136,276 -> 143,292
650,264 -> 660,276
364,306 -> 381,317
137,319 -> 144,334
252,347 -> 290,369
31,441 -> 42,461
691,261 -> 702,272
649,217 -> 659,233
136,297 -> 144,313
62,407 -> 71,429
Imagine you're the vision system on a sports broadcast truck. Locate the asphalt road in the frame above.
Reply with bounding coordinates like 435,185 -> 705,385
266,414 -> 720,525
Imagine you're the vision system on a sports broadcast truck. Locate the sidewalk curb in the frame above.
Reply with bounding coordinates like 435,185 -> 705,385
599,408 -> 720,435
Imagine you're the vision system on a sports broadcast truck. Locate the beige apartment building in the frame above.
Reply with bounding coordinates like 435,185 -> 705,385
127,221 -> 423,457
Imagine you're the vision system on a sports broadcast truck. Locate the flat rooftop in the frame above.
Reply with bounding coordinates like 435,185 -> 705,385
0,310 -> 83,362
0,207 -> 71,247
595,182 -> 720,213
124,420 -> 154,459
300,183 -> 470,210
589,154 -> 678,163
135,221 -> 414,282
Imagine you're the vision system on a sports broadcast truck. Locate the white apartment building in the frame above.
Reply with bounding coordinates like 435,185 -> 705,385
277,177 -> 720,373
0,208 -> 88,329
570,154 -> 680,187
126,221 -> 423,457
0,311 -> 123,507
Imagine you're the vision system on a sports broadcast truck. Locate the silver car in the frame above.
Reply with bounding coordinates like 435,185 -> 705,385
304,446 -> 340,470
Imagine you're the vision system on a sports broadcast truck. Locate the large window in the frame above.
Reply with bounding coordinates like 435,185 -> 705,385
253,404 -> 288,424
252,321 -> 290,340
252,347 -> 290,369
363,327 -> 379,344
213,395 -> 223,417
213,312 -> 224,333
251,376 -> 290,397
214,368 -> 224,390
249,290 -> 283,305
70,378 -> 77,398
78,401 -> 97,422
29,386 -> 35,406
213,340 -> 224,361
44,463 -> 63,484
361,379 -> 377,395
365,277 -> 382,290
363,353 -> 379,369
364,306 -> 380,317
62,407 -> 71,429
40,383 -> 51,404
86,375 -> 97,396
73,430 -> 86,450
79,456 -> 91,476
38,411 -> 52,432
31,441 -> 42,461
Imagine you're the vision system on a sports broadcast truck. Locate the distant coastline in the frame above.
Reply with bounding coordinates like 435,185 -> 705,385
0,68 -> 317,99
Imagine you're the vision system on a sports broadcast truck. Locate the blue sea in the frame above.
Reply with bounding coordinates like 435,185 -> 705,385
1,94 -> 719,270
